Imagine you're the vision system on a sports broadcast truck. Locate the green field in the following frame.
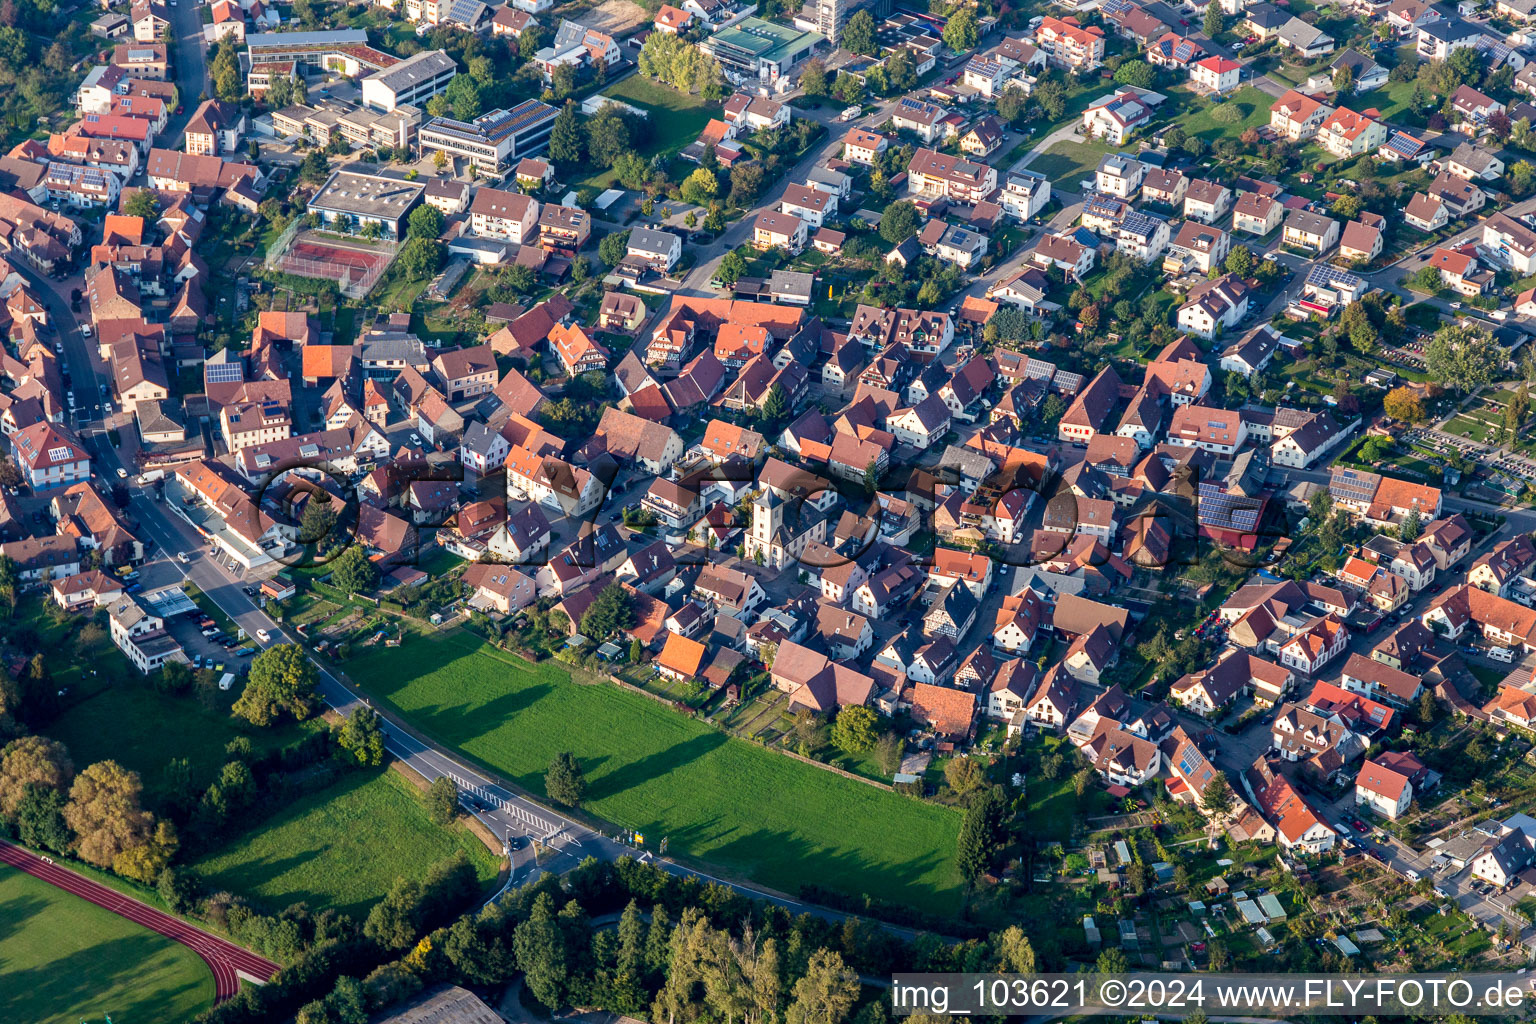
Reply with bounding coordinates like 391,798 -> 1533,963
581,75 -> 724,189
343,632 -> 966,914
0,866 -> 215,1024
1352,79 -> 1423,126
46,684 -> 312,804
1028,138 -> 1120,188
1167,86 -> 1274,142
192,769 -> 500,920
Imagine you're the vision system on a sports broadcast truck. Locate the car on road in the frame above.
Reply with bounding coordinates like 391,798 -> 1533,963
1352,818 -> 1368,832
177,551 -> 192,563
116,467 -> 127,478
256,628 -> 270,642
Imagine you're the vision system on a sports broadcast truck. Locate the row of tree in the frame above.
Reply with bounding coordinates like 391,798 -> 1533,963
262,852 -> 1051,1024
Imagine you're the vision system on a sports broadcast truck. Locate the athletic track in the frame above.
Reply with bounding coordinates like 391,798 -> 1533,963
0,840 -> 279,1001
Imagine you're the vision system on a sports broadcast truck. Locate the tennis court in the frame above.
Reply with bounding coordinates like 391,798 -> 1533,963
266,227 -> 397,298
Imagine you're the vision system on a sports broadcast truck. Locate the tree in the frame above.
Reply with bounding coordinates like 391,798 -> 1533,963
1113,59 -> 1155,89
729,162 -> 765,206
1410,264 -> 1445,294
586,104 -> 634,168
717,249 -> 749,287
1426,323 -> 1502,396
832,72 -> 863,105
874,733 -> 904,775
879,200 -> 919,244
549,102 -> 585,164
800,57 -> 829,97
1035,78 -> 1067,120
996,85 -> 1029,125
546,751 -> 587,807
842,9 -> 877,55
1332,193 -> 1362,220
830,706 -> 879,753
407,204 -> 445,240
426,776 -> 458,825
681,167 -> 720,206
156,658 -> 192,696
515,893 -> 569,1009
233,644 -> 318,726
887,48 -> 916,92
63,760 -> 153,868
1512,160 -> 1536,199
944,756 -> 982,795
445,74 -> 483,120
1401,506 -> 1422,542
0,735 -> 73,816
299,491 -> 338,546
395,237 -> 445,281
785,949 -> 859,1024
994,925 -> 1036,973
957,785 -> 1008,882
580,584 -> 635,639
336,706 -> 386,767
330,544 -> 379,595
123,189 -> 160,220
112,819 -> 178,883
761,383 -> 788,423
1096,946 -> 1128,974
1333,64 -> 1355,95
1383,386 -> 1426,423
1204,1 -> 1223,38
1202,771 -> 1233,816
943,7 -> 979,51
16,784 -> 71,853
599,229 -> 632,267
1418,687 -> 1439,726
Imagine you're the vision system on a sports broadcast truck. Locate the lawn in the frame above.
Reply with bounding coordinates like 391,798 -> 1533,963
192,769 -> 500,920
0,865 -> 215,1024
342,631 -> 967,914
1352,79 -> 1423,126
46,683 -> 313,807
1166,86 -> 1274,143
1029,138 -> 1120,188
581,75 -> 723,189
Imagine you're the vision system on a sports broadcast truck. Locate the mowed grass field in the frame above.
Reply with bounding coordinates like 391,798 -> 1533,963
192,769 -> 500,920
0,866 -> 215,1024
344,632 -> 966,914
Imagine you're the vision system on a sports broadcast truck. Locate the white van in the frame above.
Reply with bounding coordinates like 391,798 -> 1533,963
218,672 -> 236,691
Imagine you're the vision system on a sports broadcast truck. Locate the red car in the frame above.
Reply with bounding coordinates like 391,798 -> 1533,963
1353,818 -> 1369,832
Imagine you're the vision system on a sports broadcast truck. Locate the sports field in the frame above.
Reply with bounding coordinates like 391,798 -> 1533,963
0,865 -> 215,1024
344,631 -> 966,914
192,769 -> 500,920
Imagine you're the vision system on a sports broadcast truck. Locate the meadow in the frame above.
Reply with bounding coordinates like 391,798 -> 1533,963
343,631 -> 967,914
46,682 -> 313,804
0,866 -> 215,1024
192,769 -> 501,920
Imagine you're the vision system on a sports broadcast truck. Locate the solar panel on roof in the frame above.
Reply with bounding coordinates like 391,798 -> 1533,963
1198,482 -> 1261,531
1178,746 -> 1203,776
1386,133 -> 1421,157
205,362 -> 244,383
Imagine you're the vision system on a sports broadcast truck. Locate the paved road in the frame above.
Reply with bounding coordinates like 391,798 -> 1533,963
161,0 -> 212,152
0,839 -> 280,1000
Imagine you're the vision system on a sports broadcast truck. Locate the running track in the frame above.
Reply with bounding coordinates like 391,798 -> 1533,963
0,840 -> 279,1001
